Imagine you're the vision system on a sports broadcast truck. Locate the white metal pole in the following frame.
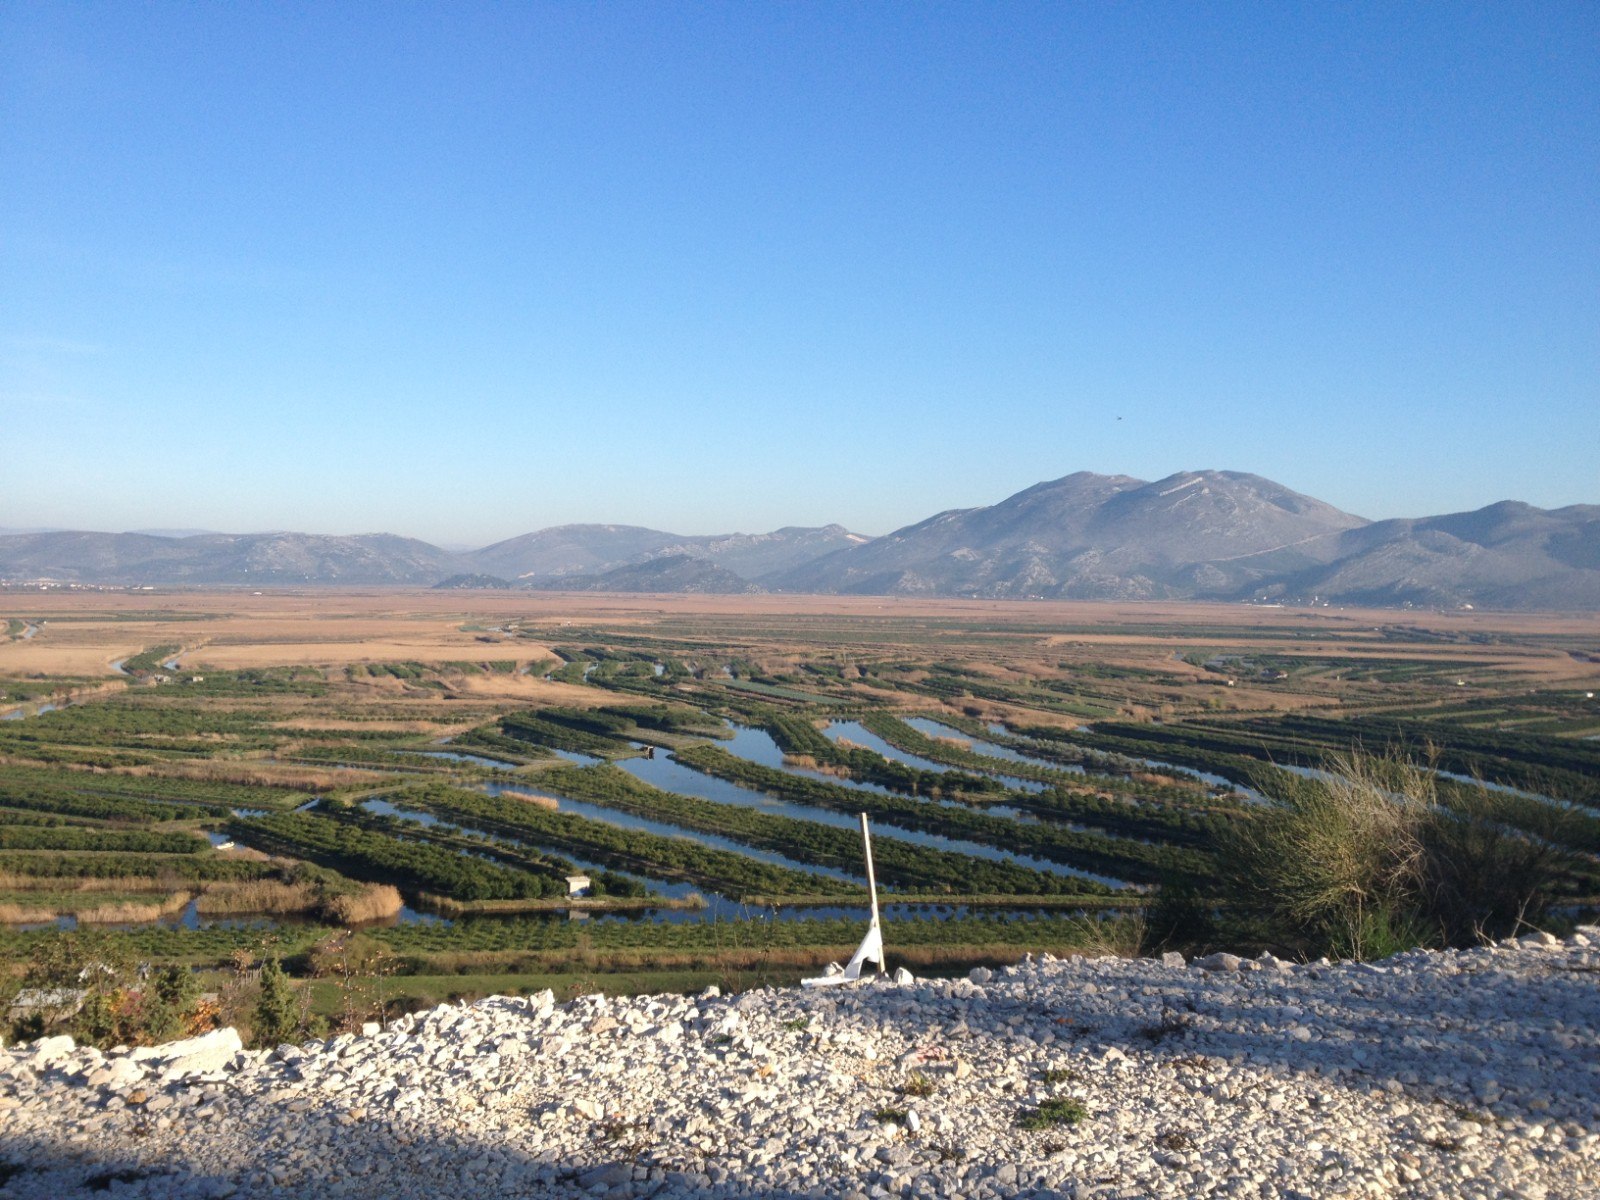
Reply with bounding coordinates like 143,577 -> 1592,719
860,812 -> 882,973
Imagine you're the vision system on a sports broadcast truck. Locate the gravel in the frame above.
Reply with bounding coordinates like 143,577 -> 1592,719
2,928 -> 1597,1199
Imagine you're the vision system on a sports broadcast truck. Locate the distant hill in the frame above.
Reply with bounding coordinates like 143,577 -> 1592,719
4,474 -> 1596,608
0,524 -> 861,592
0,531 -> 458,585
770,471 -> 1369,600
467,525 -> 686,580
662,525 -> 871,580
465,523 -> 865,582
766,471 -> 1600,609
537,554 -> 765,594
1265,501 -> 1600,610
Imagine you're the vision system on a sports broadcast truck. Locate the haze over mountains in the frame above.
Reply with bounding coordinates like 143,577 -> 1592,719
4,471 -> 1597,610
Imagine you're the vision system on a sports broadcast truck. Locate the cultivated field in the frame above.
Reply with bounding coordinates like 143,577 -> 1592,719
2,587 -> 1597,1045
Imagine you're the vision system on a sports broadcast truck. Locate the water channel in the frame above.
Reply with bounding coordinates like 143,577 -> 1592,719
402,749 -> 519,770
611,738 -> 1129,888
1,702 -> 60,721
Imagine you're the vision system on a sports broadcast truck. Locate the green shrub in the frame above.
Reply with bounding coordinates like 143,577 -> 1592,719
253,957 -> 302,1047
1019,1098 -> 1088,1129
1226,753 -> 1572,959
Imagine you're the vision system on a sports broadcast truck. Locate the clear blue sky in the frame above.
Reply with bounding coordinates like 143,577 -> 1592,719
3,2 -> 1595,545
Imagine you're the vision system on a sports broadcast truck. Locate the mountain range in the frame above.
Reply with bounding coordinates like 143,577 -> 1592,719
3,471 -> 1596,610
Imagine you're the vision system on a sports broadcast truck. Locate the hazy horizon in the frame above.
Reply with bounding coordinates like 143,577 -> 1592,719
3,463 -> 1596,549
4,6 -> 1595,545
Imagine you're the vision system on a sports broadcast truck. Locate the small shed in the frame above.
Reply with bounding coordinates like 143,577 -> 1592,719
565,874 -> 592,897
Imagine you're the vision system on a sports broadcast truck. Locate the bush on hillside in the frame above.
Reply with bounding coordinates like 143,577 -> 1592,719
1225,753 -> 1573,960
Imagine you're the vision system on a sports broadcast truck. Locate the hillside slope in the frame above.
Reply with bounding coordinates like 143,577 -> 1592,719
0,531 -> 459,585
469,525 -> 867,583
2,932 -> 1595,1198
4,474 -> 1596,608
540,554 -> 766,594
771,470 -> 1369,599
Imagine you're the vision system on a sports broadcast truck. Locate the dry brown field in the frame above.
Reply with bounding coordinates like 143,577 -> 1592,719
2,588 -> 1597,696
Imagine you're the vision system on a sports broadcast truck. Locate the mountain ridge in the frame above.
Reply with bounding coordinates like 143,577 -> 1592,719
3,471 -> 1596,609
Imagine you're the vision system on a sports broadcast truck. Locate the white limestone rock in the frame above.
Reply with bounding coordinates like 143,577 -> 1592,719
131,1027 -> 244,1080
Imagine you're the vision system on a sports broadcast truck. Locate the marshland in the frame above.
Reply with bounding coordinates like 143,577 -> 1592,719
2,589 -> 1597,1046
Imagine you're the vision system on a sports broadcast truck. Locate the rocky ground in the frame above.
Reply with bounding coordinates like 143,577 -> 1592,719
2,930 -> 1597,1199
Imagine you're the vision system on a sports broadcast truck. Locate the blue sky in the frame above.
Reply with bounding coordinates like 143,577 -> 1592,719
2,2 -> 1595,545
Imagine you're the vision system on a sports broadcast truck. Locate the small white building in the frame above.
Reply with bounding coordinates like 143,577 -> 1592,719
565,874 -> 592,897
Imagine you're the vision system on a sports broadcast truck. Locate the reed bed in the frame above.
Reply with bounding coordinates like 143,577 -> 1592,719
781,754 -> 851,778
495,790 -> 559,811
120,761 -> 379,791
194,880 -> 319,915
323,884 -> 404,924
75,891 -> 193,924
0,901 -> 58,922
0,871 -> 173,893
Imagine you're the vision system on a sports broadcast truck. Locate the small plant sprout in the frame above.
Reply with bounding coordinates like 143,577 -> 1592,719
1019,1098 -> 1089,1131
899,1072 -> 936,1098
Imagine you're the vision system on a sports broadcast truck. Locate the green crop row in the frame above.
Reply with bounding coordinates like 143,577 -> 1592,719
0,827 -> 206,853
539,764 -> 1102,897
675,745 -> 1209,888
228,809 -> 563,902
396,782 -> 851,901
0,851 -> 271,881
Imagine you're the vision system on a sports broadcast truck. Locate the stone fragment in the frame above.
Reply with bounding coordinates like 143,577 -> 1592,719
132,1028 -> 244,1080
86,1058 -> 146,1090
29,1035 -> 75,1067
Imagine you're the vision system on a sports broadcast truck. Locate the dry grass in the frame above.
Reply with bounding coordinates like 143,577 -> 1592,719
0,872 -> 173,893
495,789 -> 560,811
782,754 -> 852,778
76,891 -> 193,924
195,880 -> 319,915
0,902 -> 58,922
271,718 -> 448,734
446,674 -> 607,704
9,586 -> 1600,631
323,884 -> 404,924
6,591 -> 1596,696
119,760 -> 382,791
193,879 -> 402,922
195,639 -> 479,670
